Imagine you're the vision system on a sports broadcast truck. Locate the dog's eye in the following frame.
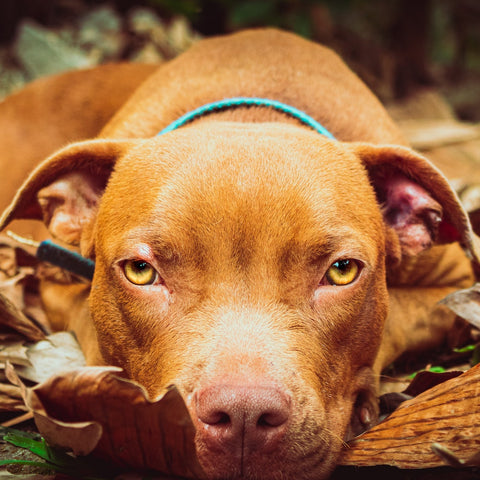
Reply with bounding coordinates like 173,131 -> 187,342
123,260 -> 157,285
324,259 -> 360,286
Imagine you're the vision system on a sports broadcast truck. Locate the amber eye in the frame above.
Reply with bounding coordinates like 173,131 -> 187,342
124,260 -> 157,285
325,259 -> 360,286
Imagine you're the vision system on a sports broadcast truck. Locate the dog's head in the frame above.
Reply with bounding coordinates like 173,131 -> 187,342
1,122 -> 475,479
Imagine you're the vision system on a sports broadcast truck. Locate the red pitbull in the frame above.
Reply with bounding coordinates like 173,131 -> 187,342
1,29 -> 478,479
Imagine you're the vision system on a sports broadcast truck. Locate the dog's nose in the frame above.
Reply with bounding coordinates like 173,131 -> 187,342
194,383 -> 291,454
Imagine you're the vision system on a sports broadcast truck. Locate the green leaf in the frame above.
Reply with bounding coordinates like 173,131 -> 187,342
0,459 -> 51,469
428,366 -> 447,373
2,432 -> 49,460
408,365 -> 447,378
1,427 -> 118,480
453,344 -> 476,353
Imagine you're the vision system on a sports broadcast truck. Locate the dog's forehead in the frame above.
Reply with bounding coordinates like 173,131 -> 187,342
101,123 -> 382,259
111,122 -> 372,202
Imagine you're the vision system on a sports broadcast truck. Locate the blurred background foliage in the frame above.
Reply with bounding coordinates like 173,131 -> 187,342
1,0 -> 480,119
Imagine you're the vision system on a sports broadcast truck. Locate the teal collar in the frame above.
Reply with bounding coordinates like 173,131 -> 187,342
157,97 -> 336,139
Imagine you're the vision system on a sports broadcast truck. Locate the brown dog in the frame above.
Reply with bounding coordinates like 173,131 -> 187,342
1,29 -> 478,479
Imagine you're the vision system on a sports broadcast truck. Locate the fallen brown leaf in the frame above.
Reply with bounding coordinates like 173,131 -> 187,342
0,343 -> 29,367
460,184 -> 480,214
0,382 -> 26,412
0,332 -> 85,412
0,293 -> 45,343
402,369 -> 463,397
0,235 -> 49,335
440,283 -> 480,330
11,332 -> 86,384
6,366 -> 204,479
431,443 -> 480,468
339,363 -> 480,468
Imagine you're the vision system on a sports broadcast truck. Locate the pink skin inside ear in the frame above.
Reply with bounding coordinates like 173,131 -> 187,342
382,176 -> 444,256
37,172 -> 104,246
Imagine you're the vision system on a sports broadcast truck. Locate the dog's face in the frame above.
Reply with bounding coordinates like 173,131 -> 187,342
1,122 -> 469,479
91,124 -> 388,478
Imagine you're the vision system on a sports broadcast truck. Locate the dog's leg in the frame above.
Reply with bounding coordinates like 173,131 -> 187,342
376,285 -> 467,373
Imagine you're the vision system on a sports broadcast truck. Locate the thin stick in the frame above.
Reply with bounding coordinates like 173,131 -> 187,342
5,230 -> 40,248
1,411 -> 34,428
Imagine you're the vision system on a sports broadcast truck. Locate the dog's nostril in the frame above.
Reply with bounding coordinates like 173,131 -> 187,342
257,413 -> 271,427
198,404 -> 232,426
257,409 -> 288,428
207,411 -> 230,425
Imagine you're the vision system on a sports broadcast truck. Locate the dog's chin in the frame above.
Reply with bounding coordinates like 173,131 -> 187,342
196,454 -> 337,480
195,433 -> 340,480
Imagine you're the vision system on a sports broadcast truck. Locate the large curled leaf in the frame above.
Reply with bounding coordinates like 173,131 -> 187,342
6,366 -> 204,479
339,363 -> 480,468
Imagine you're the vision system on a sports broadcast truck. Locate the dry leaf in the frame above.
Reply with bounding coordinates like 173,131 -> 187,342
12,332 -> 85,384
339,363 -> 480,468
397,119 -> 480,151
0,381 -> 26,411
465,450 -> 480,467
7,366 -> 204,479
0,332 -> 85,411
0,244 -> 18,279
0,268 -> 34,314
440,283 -> 480,330
0,236 -> 38,321
0,343 -> 30,367
402,370 -> 463,397
460,184 -> 480,213
0,235 -> 51,337
0,293 -> 45,343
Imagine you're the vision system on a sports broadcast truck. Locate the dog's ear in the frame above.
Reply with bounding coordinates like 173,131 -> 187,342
352,143 -> 480,267
0,139 -> 136,248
